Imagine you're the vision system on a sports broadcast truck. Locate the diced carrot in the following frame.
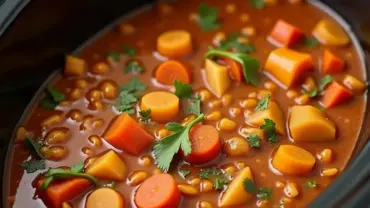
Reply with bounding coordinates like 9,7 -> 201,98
135,174 -> 181,208
140,91 -> 180,122
157,30 -> 193,58
155,60 -> 191,85
183,125 -> 221,164
322,50 -> 345,73
103,113 -> 154,155
86,188 -> 125,208
221,58 -> 243,82
86,150 -> 127,181
268,20 -> 304,47
312,19 -> 349,46
264,48 -> 313,88
272,145 -> 316,175
43,178 -> 92,208
321,81 -> 353,108
64,56 -> 87,77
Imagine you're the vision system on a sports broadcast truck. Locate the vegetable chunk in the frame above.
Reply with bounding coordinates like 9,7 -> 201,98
140,91 -> 180,122
104,113 -> 154,155
64,56 -> 87,77
312,19 -> 349,46
205,59 -> 231,97
247,101 -> 285,135
157,30 -> 193,58
86,188 -> 125,208
264,48 -> 313,88
86,150 -> 127,181
155,60 -> 191,85
289,105 -> 336,141
220,167 -> 254,207
268,19 -> 304,47
322,50 -> 345,74
321,81 -> 353,108
272,145 -> 316,175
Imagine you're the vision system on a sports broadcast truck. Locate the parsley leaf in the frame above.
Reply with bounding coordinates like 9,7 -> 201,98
199,167 -> 223,179
124,60 -> 144,74
102,181 -> 117,189
219,32 -> 255,53
25,137 -> 45,159
306,180 -> 317,188
115,78 -> 146,114
197,3 -> 221,31
47,87 -> 65,103
179,169 -> 191,178
122,45 -> 137,57
20,160 -> 45,173
214,178 -> 228,190
40,87 -> 65,110
70,161 -> 84,173
301,88 -> 318,98
174,80 -> 193,99
205,49 -> 260,85
318,75 -> 333,91
119,77 -> 147,92
257,187 -> 272,200
304,37 -> 320,48
247,134 -> 260,148
260,119 -> 278,143
153,114 -> 204,172
255,94 -> 270,111
139,109 -> 151,123
244,178 -> 258,194
187,96 -> 201,116
107,51 -> 121,62
250,0 -> 264,9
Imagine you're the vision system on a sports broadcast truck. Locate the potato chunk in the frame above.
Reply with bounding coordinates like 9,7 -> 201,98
289,105 -> 336,141
205,59 -> 231,97
220,167 -> 254,207
247,101 -> 285,135
64,56 -> 87,77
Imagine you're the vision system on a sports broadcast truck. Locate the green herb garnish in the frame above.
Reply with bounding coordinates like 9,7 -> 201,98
244,178 -> 258,193
153,114 -> 205,172
179,169 -> 191,178
304,37 -> 320,48
115,78 -> 146,114
39,87 -> 66,110
306,180 -> 317,188
139,109 -> 151,123
255,94 -> 270,111
260,118 -> 278,143
247,134 -> 260,148
219,32 -> 255,53
107,51 -> 121,62
187,96 -> 201,116
214,178 -> 228,190
244,179 -> 272,200
257,187 -> 272,200
318,75 -> 333,91
174,80 -> 193,99
205,49 -> 260,85
250,0 -> 264,9
122,45 -> 137,57
25,136 -> 45,159
199,167 -> 223,179
197,3 -> 221,31
20,160 -> 46,174
124,60 -> 144,74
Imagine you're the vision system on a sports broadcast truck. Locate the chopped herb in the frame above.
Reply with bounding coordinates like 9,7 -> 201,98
247,134 -> 260,148
187,96 -> 201,116
41,162 -> 98,189
301,88 -> 318,98
39,87 -> 66,110
250,0 -> 264,9
107,51 -> 121,62
306,180 -> 317,188
257,187 -> 272,200
197,3 -> 221,31
244,178 -> 258,194
199,167 -> 223,179
20,160 -> 46,173
304,37 -> 320,48
318,75 -> 333,91
174,80 -> 193,99
122,45 -> 137,57
139,109 -> 151,123
179,169 -> 191,178
260,119 -> 278,143
47,87 -> 65,103
214,178 -> 228,190
25,137 -> 45,159
70,161 -> 84,173
124,60 -> 144,74
102,181 -> 117,189
219,32 -> 255,53
205,49 -> 260,85
115,78 -> 147,114
153,114 -> 204,172
255,94 -> 270,111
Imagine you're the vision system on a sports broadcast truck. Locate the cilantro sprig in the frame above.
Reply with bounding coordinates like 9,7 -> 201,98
188,96 -> 201,116
255,94 -> 270,111
247,134 -> 260,148
179,169 -> 191,178
260,118 -> 278,143
107,44 -> 137,62
306,180 -> 318,188
302,75 -> 333,98
244,179 -> 272,200
153,114 -> 205,172
124,60 -> 144,74
219,32 -> 255,53
199,167 -> 229,190
39,87 -> 66,110
205,49 -> 260,85
197,3 -> 221,31
115,78 -> 146,114
174,81 -> 201,116
20,137 -> 46,173
139,109 -> 151,123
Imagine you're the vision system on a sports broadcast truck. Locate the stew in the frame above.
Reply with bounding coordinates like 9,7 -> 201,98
6,0 -> 367,207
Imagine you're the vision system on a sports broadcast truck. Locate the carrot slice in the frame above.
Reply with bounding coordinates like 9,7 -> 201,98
183,125 -> 221,164
104,113 -> 154,155
155,60 -> 191,85
140,91 -> 180,122
135,174 -> 181,208
272,145 -> 316,175
86,188 -> 125,208
322,49 -> 345,74
321,81 -> 353,108
43,178 -> 92,208
157,30 -> 193,58
312,19 -> 349,46
221,58 -> 243,82
268,20 -> 304,47
264,48 -> 313,87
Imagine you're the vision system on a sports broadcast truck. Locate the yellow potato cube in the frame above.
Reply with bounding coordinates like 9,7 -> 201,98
205,59 -> 231,97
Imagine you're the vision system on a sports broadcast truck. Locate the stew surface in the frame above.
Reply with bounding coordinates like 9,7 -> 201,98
6,0 -> 368,208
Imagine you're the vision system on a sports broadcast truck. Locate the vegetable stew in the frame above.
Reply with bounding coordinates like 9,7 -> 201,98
6,0 -> 368,207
